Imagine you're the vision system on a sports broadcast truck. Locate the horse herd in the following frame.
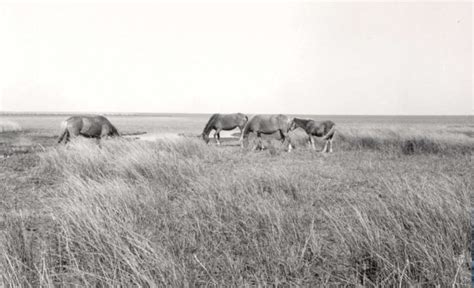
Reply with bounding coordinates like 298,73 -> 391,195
57,113 -> 336,152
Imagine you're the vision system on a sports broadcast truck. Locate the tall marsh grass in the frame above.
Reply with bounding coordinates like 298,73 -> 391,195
1,131 -> 471,286
333,126 -> 474,155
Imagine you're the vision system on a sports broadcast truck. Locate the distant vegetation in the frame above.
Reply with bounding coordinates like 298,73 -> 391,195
1,125 -> 472,286
335,126 -> 474,155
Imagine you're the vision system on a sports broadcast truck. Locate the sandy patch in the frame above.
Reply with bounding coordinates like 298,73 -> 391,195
123,132 -> 184,142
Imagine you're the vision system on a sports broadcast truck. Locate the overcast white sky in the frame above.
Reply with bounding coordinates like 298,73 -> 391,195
0,2 -> 471,115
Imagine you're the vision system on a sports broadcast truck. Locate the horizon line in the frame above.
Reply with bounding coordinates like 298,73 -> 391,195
0,111 -> 472,117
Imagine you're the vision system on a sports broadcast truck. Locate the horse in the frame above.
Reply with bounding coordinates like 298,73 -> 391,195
289,118 -> 336,152
240,114 -> 294,152
57,115 -> 120,144
201,113 -> 248,145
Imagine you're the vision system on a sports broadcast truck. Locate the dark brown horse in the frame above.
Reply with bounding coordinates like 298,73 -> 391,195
57,115 -> 120,144
289,118 -> 336,152
240,114 -> 294,152
201,113 -> 248,145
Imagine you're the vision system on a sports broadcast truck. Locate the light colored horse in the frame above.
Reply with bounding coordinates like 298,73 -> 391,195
201,113 -> 248,145
289,118 -> 336,152
57,115 -> 120,144
240,114 -> 294,152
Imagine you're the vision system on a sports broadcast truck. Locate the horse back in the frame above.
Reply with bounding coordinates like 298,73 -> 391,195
215,113 -> 247,130
66,115 -> 113,137
247,114 -> 291,133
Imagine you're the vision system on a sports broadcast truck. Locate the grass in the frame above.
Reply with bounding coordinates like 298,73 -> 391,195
0,120 -> 21,133
0,122 -> 473,286
334,126 -> 474,155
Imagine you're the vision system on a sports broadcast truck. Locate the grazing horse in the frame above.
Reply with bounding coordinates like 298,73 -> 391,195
201,113 -> 248,145
240,114 -> 294,152
57,115 -> 120,144
289,118 -> 336,152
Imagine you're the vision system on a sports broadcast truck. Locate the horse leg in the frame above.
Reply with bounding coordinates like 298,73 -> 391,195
277,130 -> 284,144
280,130 -> 292,152
213,130 -> 218,144
216,129 -> 221,146
241,127 -> 250,149
322,140 -> 329,153
252,136 -> 258,150
239,126 -> 246,145
279,130 -> 290,150
329,131 -> 335,153
100,125 -> 111,140
239,126 -> 244,139
96,137 -> 102,148
310,136 -> 316,150
254,132 -> 263,150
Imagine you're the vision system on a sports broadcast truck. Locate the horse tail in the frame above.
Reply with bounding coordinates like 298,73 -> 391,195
239,116 -> 255,146
322,123 -> 336,140
57,120 -> 69,143
202,114 -> 218,141
241,117 -> 255,141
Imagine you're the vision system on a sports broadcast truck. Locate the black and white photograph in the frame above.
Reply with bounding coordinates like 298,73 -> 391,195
0,1 -> 472,286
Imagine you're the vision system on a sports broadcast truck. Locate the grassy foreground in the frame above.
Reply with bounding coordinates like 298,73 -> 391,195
1,129 -> 472,286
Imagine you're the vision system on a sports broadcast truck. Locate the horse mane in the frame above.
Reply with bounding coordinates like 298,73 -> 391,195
202,114 -> 219,137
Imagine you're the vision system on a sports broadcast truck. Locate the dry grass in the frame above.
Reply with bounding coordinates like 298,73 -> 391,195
1,127 -> 472,286
330,126 -> 473,155
0,120 -> 21,133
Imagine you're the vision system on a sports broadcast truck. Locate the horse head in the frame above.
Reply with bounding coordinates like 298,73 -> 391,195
288,118 -> 297,132
201,132 -> 210,143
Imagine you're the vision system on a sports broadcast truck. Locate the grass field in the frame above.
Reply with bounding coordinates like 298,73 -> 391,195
1,114 -> 473,286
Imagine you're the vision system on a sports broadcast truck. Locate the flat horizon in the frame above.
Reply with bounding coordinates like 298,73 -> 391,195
0,111 -> 472,118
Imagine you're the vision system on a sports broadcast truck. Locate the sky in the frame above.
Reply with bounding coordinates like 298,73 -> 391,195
0,2 -> 471,115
